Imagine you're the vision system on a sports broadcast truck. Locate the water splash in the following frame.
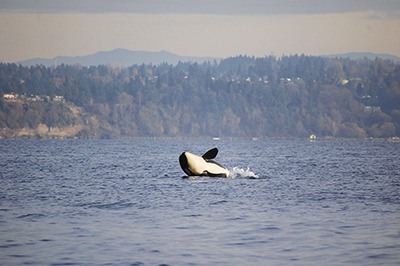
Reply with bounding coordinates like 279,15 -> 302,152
229,167 -> 259,179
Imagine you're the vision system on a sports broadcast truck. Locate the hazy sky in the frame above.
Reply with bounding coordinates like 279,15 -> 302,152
1,0 -> 399,62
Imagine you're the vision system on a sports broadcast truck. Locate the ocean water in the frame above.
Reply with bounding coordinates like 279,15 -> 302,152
0,138 -> 399,265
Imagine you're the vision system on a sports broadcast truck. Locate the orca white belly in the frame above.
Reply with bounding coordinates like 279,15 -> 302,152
179,148 -> 229,177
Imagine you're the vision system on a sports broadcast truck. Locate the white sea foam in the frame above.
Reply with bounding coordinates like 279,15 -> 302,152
229,166 -> 259,179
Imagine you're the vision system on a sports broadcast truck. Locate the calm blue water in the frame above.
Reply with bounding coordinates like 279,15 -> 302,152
0,139 -> 399,265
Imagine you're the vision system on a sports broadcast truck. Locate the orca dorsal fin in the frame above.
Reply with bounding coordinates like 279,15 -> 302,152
202,148 -> 218,160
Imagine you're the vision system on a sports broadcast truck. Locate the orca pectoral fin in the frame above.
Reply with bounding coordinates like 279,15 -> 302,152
202,148 -> 218,160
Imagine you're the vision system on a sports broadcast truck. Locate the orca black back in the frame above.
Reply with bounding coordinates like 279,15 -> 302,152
179,152 -> 193,176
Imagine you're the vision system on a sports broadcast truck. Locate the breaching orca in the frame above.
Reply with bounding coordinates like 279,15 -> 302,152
179,148 -> 230,177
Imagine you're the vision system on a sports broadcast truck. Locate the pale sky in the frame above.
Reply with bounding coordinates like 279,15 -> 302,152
0,0 -> 399,62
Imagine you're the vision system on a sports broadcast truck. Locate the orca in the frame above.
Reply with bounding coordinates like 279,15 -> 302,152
179,148 -> 230,177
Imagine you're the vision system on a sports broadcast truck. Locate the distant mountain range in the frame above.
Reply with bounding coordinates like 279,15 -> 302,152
15,49 -> 400,67
16,48 -> 219,67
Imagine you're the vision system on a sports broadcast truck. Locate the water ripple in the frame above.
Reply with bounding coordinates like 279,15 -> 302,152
0,139 -> 399,265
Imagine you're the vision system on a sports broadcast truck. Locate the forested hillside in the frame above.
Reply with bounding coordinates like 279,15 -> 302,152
1,54 -> 399,139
